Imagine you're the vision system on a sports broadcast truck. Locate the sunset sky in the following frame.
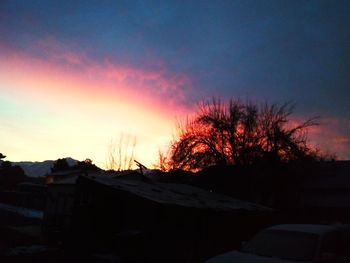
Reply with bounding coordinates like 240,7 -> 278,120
1,0 -> 349,168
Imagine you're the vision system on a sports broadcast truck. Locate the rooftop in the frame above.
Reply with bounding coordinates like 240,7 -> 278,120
266,224 -> 341,235
80,175 -> 271,212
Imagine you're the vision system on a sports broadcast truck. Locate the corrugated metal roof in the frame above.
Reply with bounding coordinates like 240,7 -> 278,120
51,175 -> 79,185
267,224 -> 338,235
80,175 -> 271,212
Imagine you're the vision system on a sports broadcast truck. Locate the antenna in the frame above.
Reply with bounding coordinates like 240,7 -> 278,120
134,160 -> 147,175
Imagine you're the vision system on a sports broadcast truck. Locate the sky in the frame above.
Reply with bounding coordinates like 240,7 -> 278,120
0,0 -> 349,168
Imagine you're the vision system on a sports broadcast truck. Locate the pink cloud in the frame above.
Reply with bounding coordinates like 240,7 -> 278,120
0,39 -> 193,118
271,113 -> 350,160
0,40 -> 195,167
303,117 -> 350,159
34,37 -> 192,108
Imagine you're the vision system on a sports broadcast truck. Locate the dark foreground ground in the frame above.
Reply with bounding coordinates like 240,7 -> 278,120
0,208 -> 58,263
0,208 -> 122,263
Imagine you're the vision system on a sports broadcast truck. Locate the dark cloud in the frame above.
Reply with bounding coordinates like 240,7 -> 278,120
1,0 -> 349,121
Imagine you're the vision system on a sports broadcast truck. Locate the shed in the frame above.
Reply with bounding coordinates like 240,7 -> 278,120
71,174 -> 272,262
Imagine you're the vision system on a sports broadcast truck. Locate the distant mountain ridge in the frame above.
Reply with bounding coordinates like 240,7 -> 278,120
12,157 -> 78,177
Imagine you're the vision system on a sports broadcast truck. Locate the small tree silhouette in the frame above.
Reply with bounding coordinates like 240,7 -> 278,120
0,155 -> 26,190
106,134 -> 137,171
74,158 -> 101,172
0,153 -> 6,163
51,158 -> 70,172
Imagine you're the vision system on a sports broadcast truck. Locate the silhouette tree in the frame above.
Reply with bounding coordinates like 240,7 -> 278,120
106,134 -> 137,171
167,98 -> 319,171
156,150 -> 171,172
74,158 -> 101,172
0,153 -> 6,161
51,158 -> 70,172
0,156 -> 26,190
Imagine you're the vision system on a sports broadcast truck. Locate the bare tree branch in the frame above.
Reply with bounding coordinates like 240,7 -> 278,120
165,98 -> 321,171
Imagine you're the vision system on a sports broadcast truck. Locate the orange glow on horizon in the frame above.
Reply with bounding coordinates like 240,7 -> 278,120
1,42 -> 348,166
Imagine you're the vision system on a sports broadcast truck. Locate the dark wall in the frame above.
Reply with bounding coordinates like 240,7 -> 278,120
70,177 -> 273,262
0,191 -> 46,210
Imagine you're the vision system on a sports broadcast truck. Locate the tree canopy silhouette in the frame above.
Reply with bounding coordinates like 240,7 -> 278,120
0,155 -> 26,190
0,153 -> 6,160
166,98 -> 320,171
51,158 -> 71,172
74,158 -> 101,172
